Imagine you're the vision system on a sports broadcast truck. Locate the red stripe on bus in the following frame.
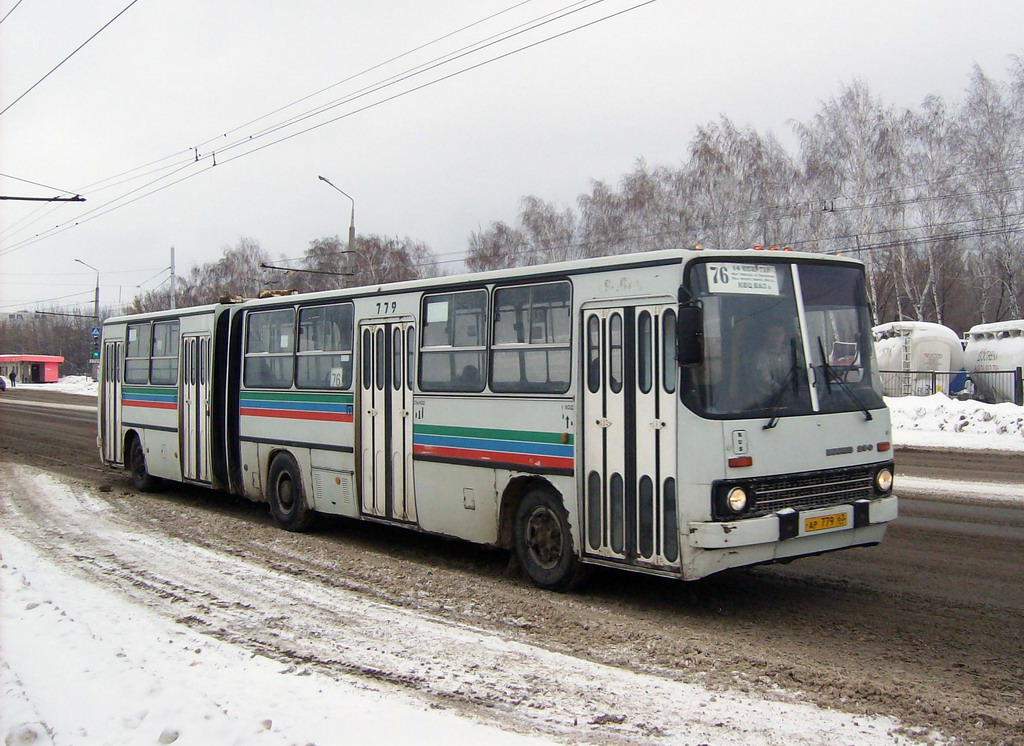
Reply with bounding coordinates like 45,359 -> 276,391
122,400 -> 177,410
413,444 -> 574,470
239,407 -> 353,422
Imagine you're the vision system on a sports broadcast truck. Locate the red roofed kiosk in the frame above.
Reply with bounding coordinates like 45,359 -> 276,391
0,355 -> 65,383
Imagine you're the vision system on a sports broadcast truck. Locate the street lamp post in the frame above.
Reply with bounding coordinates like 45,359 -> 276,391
317,175 -> 355,282
75,258 -> 101,379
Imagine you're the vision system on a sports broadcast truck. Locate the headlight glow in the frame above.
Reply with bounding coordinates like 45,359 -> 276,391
726,487 -> 748,513
875,467 -> 893,493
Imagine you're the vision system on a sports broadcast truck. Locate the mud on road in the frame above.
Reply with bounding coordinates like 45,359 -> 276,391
1,394 -> 1022,743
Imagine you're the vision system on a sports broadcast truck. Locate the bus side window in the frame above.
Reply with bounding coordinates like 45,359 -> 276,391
297,303 -> 353,389
125,322 -> 151,384
419,290 -> 487,392
150,320 -> 180,385
244,308 -> 296,389
491,281 -> 571,394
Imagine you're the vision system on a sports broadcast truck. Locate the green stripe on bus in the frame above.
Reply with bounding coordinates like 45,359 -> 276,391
240,391 -> 354,403
414,423 -> 573,445
122,386 -> 177,395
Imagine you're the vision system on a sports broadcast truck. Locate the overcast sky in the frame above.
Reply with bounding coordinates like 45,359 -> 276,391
1,0 -> 1022,315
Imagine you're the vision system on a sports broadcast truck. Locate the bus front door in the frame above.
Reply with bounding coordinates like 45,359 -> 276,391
582,304 -> 680,570
358,320 -> 417,523
180,334 -> 211,482
101,340 -> 123,464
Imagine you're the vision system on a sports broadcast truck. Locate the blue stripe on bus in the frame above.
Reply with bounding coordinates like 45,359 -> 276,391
412,433 -> 573,458
239,399 -> 353,413
123,393 -> 177,403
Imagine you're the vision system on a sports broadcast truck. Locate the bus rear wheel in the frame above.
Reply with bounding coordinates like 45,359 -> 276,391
127,435 -> 161,493
514,489 -> 584,591
268,454 -> 316,532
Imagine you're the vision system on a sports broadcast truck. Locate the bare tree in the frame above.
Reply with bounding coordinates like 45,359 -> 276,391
960,61 -> 1024,321
350,234 -> 436,285
0,308 -> 102,375
467,196 -> 579,270
794,80 -> 907,315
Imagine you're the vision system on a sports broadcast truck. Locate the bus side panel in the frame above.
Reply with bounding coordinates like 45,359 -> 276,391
120,388 -> 180,480
309,448 -> 358,518
239,440 -> 263,499
412,461 -> 497,542
412,395 -> 576,545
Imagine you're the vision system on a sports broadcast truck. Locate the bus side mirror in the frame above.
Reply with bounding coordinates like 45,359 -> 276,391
677,305 -> 702,365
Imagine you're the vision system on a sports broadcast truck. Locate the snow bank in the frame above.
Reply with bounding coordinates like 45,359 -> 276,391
16,375 -> 98,396
885,394 -> 1024,452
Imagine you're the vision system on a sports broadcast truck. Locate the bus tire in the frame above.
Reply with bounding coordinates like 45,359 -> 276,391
268,453 -> 316,532
514,489 -> 583,591
127,435 -> 161,493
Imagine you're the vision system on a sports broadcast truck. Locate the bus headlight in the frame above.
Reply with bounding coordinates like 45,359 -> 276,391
726,487 -> 749,513
875,467 -> 893,493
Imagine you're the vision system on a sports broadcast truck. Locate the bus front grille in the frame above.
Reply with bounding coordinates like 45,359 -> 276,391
748,465 -> 879,517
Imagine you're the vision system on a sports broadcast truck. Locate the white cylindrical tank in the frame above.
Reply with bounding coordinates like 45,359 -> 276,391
872,321 -> 965,396
963,320 -> 1024,403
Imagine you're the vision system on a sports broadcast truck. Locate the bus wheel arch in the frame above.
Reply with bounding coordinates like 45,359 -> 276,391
266,450 -> 316,532
125,430 -> 161,493
497,476 -> 549,549
504,479 -> 585,591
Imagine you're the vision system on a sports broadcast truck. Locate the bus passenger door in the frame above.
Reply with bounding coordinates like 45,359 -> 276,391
358,319 -> 417,523
582,304 -> 679,569
101,340 -> 123,464
180,334 -> 211,482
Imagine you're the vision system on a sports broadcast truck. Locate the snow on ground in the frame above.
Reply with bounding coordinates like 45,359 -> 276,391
1,468 -> 923,746
895,475 -> 1024,506
1,532 -> 546,746
9,375 -> 98,396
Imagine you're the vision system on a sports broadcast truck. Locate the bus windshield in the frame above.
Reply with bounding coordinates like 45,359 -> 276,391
680,260 -> 885,419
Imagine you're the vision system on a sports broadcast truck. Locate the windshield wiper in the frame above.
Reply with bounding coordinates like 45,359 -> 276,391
816,337 -> 872,421
763,341 -> 801,430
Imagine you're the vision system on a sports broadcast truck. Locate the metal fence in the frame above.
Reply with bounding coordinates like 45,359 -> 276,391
879,368 -> 1024,405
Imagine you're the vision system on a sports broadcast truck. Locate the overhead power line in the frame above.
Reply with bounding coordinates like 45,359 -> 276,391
826,223 -> 1024,256
200,0 -> 623,166
0,0 -> 659,257
0,0 -> 142,118
0,0 -> 25,26
0,290 -> 93,311
193,0 -> 548,154
0,0 -> 591,246
0,194 -> 86,202
0,172 -> 81,194
1,0 -> 547,246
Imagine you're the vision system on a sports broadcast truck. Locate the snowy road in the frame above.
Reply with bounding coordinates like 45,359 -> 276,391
2,387 -> 1023,744
2,464 -> 913,745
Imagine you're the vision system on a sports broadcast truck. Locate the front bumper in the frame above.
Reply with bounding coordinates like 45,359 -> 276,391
687,495 -> 898,549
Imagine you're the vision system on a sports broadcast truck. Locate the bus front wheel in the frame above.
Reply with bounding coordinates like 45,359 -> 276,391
268,454 -> 316,532
514,489 -> 583,591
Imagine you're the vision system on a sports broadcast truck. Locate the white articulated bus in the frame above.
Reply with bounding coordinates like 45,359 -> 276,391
99,249 -> 897,589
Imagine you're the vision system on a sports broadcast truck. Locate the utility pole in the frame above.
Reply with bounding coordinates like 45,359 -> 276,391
75,258 -> 101,380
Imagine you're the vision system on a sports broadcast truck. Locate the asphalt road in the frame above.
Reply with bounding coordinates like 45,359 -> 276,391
2,388 -> 1022,742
